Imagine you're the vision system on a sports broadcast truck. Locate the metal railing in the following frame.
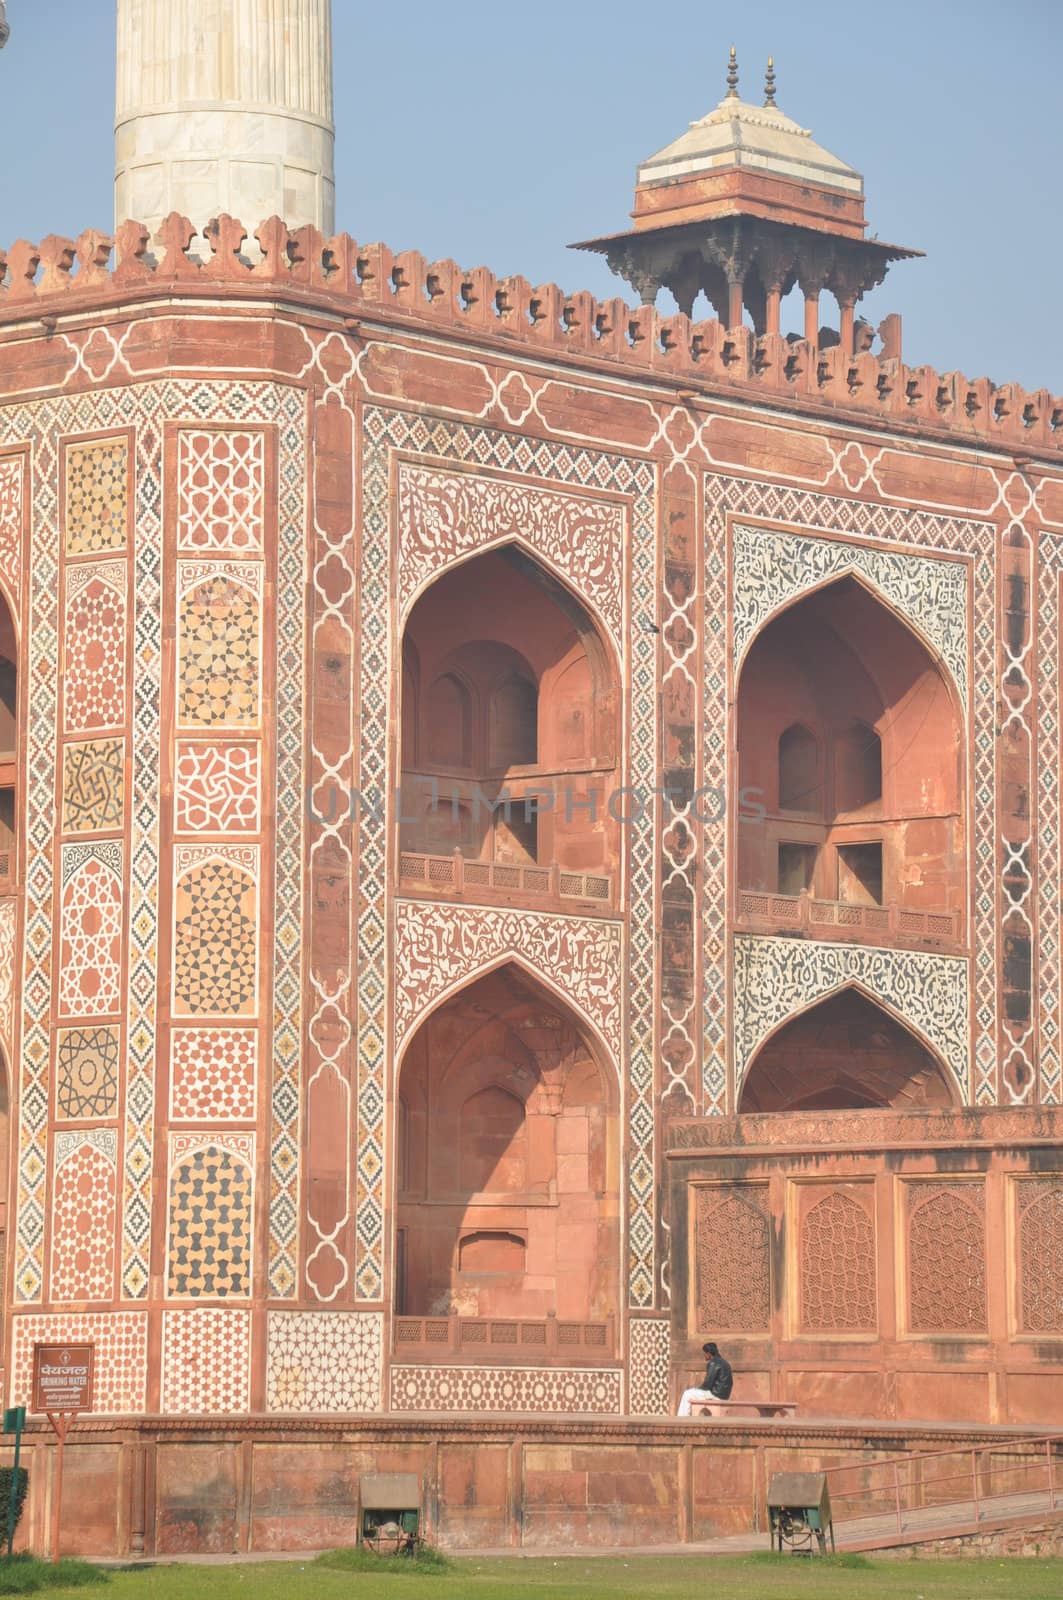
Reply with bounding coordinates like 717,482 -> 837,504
737,889 -> 960,946
399,850 -> 612,906
824,1434 -> 1063,1538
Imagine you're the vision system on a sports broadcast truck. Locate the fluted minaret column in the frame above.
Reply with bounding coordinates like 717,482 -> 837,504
115,0 -> 335,243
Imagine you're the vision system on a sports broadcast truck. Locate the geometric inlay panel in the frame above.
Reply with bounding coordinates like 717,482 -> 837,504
389,1365 -> 623,1414
172,845 -> 258,1017
906,1182 -> 986,1334
167,1133 -> 254,1298
694,1185 -> 771,1334
160,1308 -> 251,1414
732,522 -> 970,701
396,463 -> 625,648
628,1318 -> 672,1416
177,562 -> 261,728
50,1130 -> 117,1303
175,743 -> 260,833
800,1188 -> 877,1333
62,738 -> 125,834
393,898 -> 623,1061
6,378 -> 303,1314
266,1312 -> 384,1413
169,1028 -> 258,1122
58,841 -> 124,1017
63,562 -> 127,734
0,452 -> 24,605
733,934 -> 970,1103
11,1311 -> 148,1414
55,1025 -> 120,1120
177,430 -> 265,553
64,436 -> 129,556
0,896 -> 14,1062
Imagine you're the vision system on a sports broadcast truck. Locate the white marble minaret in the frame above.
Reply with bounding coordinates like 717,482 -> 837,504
115,0 -> 335,243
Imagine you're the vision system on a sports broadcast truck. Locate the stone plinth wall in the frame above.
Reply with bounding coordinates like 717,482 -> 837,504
869,1519 -> 1063,1560
1,1417 -> 1054,1558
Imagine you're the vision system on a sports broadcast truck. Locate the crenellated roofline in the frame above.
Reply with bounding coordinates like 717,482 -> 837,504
0,212 -> 1059,458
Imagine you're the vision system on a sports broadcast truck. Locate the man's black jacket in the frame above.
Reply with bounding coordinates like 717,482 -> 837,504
701,1354 -> 733,1398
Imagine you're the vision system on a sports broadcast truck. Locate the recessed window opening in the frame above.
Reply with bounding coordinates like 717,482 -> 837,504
778,842 -> 816,896
838,842 -> 883,906
778,723 -> 820,812
489,673 -> 538,769
837,721 -> 882,811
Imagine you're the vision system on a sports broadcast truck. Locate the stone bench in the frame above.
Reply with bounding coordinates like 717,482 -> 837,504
688,1397 -> 799,1420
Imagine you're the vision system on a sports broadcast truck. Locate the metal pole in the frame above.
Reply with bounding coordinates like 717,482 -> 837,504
892,1460 -> 902,1535
6,1411 -> 22,1557
1048,1439 -> 1056,1514
48,1414 -> 69,1565
971,1449 -> 980,1524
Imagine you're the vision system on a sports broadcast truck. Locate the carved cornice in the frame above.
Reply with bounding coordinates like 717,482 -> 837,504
27,1413 -> 1044,1450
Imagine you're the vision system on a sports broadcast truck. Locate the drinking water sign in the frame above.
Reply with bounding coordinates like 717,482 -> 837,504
31,1345 -> 94,1414
30,1343 -> 95,1562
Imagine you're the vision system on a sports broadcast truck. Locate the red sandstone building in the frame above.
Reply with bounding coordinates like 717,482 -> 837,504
0,0 -> 1060,1557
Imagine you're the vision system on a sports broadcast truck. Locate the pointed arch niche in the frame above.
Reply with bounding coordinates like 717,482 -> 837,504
736,575 -> 965,944
739,987 -> 959,1114
399,547 -> 620,906
394,963 -> 619,1353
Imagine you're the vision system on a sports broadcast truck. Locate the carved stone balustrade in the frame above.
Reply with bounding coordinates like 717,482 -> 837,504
399,849 -> 614,912
736,889 -> 962,951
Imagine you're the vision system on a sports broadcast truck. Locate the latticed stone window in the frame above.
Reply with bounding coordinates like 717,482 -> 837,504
693,1184 -> 771,1333
799,1186 -> 877,1333
905,1182 -> 987,1334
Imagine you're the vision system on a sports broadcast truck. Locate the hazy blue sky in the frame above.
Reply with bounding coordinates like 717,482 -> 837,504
1,0 -> 1059,389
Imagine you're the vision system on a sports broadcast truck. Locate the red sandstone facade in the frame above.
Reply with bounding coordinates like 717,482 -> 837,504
0,98 -> 1061,1548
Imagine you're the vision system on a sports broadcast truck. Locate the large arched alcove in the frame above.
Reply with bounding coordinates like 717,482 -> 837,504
395,963 -> 619,1341
736,576 -> 965,931
739,987 -> 958,1113
399,548 -> 620,893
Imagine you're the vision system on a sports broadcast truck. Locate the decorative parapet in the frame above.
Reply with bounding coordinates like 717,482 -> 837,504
0,213 -> 1060,454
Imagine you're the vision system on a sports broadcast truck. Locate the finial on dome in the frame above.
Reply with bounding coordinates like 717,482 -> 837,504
764,54 -> 777,107
726,44 -> 739,98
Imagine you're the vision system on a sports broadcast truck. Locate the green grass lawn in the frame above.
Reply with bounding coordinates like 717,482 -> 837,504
5,1551 -> 1063,1600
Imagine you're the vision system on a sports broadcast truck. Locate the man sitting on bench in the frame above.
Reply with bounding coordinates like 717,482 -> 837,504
677,1341 -> 733,1416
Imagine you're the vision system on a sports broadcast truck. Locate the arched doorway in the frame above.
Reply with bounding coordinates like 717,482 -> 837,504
395,963 -> 619,1346
739,988 -> 958,1113
399,548 -> 620,891
736,576 -> 964,930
